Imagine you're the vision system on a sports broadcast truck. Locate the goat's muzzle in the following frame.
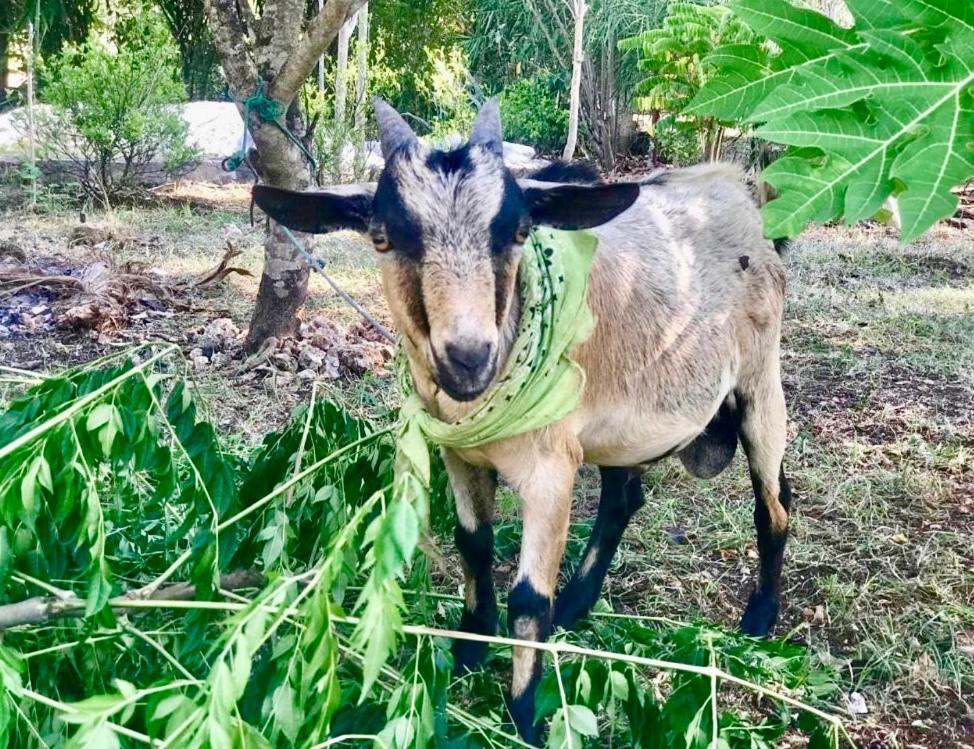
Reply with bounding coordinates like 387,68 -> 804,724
433,339 -> 497,401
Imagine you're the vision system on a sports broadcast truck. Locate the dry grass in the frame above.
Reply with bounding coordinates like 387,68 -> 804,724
0,189 -> 972,747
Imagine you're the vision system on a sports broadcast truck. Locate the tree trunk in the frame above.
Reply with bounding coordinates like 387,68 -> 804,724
354,4 -> 369,133
0,33 -> 9,100
245,112 -> 316,348
562,0 -> 586,161
204,0 -> 367,351
334,14 -> 355,124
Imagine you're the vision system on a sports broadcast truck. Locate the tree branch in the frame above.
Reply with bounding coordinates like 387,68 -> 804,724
0,570 -> 265,630
270,0 -> 368,103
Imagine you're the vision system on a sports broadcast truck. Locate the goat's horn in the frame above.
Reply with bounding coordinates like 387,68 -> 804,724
470,97 -> 503,156
373,97 -> 417,159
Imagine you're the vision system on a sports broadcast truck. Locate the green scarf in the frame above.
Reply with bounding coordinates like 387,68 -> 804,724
393,227 -> 598,502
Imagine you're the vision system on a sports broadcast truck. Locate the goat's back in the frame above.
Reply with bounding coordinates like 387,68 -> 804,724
572,164 -> 785,465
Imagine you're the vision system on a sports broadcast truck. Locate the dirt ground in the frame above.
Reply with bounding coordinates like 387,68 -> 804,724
1,180 -> 972,748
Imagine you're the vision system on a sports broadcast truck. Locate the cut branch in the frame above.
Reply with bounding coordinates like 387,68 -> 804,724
0,570 -> 265,629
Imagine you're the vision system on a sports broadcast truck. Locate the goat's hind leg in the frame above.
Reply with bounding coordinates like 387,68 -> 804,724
553,466 -> 644,629
736,377 -> 792,637
443,449 -> 499,671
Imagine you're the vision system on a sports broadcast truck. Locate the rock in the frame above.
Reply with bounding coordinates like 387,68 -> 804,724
338,342 -> 386,375
68,225 -> 116,247
845,692 -> 868,715
0,240 -> 26,262
199,317 -> 240,352
322,352 -> 340,380
297,368 -> 317,381
298,345 -> 327,371
272,352 -> 298,372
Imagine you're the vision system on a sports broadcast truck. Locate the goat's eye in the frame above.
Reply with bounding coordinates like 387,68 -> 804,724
514,227 -> 530,244
372,233 -> 391,252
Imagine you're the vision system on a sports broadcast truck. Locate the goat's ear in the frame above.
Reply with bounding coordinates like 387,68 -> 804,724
522,182 -> 640,230
252,184 -> 374,234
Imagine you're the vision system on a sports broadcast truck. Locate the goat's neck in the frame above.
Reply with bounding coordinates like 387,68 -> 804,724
405,278 -> 523,424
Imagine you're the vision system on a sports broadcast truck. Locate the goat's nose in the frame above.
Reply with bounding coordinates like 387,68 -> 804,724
445,341 -> 492,374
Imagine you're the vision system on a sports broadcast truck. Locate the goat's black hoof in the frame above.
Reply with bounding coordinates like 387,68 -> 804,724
452,638 -> 489,673
552,579 -> 597,631
739,589 -> 779,637
508,691 -> 542,746
552,594 -> 587,631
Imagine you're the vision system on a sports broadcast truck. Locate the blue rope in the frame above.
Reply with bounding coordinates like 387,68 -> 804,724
277,224 -> 395,343
223,82 -> 318,175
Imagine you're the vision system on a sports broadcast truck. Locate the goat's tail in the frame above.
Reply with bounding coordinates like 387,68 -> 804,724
529,160 -> 601,184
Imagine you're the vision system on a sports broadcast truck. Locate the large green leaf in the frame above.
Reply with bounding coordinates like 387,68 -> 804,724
689,0 -> 974,241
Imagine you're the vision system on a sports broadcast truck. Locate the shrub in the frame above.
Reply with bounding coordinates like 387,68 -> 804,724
34,8 -> 197,205
498,76 -> 568,153
653,115 -> 702,166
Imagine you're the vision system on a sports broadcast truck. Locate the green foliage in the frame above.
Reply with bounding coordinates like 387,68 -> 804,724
0,350 -> 849,747
33,7 -> 197,205
156,0 -> 223,100
369,0 -> 472,124
419,47 -> 478,144
652,115 -> 703,165
620,3 -> 756,161
688,0 -> 974,242
0,0 -> 97,69
498,76 -> 569,153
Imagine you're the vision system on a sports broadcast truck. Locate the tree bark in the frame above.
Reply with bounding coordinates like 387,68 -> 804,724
204,0 -> 367,350
562,0 -> 586,161
354,5 -> 369,133
0,33 -> 9,100
334,14 -> 355,124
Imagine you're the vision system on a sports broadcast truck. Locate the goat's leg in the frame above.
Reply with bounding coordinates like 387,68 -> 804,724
553,466 -> 644,629
505,451 -> 577,743
443,448 -> 498,671
736,377 -> 792,637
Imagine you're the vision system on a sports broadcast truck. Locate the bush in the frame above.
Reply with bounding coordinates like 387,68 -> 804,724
34,8 -> 197,205
498,76 -> 568,153
653,116 -> 701,166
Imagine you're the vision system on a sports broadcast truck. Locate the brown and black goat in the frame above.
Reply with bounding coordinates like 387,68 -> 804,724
253,99 -> 793,743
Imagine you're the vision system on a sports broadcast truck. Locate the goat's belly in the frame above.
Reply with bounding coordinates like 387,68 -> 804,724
576,408 -> 707,467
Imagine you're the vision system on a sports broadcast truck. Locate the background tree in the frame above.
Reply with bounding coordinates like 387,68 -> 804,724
157,0 -> 222,100
203,0 -> 368,350
620,3 -> 757,162
468,0 -> 665,169
562,0 -> 586,160
0,0 -> 98,102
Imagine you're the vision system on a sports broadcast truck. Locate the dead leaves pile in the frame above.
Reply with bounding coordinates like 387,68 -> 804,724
0,229 -> 251,336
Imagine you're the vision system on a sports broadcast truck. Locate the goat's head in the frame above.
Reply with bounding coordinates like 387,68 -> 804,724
253,99 -> 638,402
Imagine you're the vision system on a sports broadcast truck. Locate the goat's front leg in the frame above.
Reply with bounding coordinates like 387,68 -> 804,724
503,446 -> 578,743
442,448 -> 498,671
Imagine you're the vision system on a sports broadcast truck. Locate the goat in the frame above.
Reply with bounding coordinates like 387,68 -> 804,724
253,99 -> 792,743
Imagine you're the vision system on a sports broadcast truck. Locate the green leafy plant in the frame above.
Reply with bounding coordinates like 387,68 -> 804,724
0,350 -> 852,747
620,3 -> 757,161
687,0 -> 974,242
31,6 -> 198,206
499,76 -> 569,153
652,115 -> 702,165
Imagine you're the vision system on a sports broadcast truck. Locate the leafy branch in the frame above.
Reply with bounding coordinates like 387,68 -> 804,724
0,350 -> 852,747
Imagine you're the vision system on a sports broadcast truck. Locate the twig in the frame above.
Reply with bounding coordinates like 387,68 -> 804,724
0,571 -> 264,629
